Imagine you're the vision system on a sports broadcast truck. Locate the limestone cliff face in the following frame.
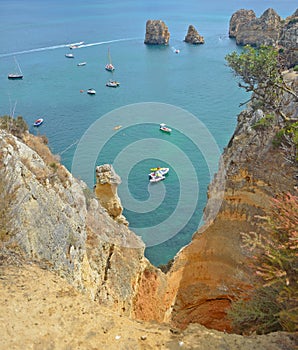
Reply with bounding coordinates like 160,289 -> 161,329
229,9 -> 256,38
0,130 -> 162,317
144,20 -> 170,45
184,25 -> 204,45
229,8 -> 298,68
160,73 -> 298,331
229,8 -> 282,47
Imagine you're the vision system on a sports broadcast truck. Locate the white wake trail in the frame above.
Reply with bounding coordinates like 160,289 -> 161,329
0,37 -> 139,58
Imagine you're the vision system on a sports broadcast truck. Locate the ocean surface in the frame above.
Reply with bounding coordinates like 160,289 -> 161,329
0,0 -> 296,266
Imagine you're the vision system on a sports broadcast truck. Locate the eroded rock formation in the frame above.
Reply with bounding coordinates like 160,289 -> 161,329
184,25 -> 204,44
162,73 -> 298,331
132,72 -> 298,331
229,8 -> 298,67
0,131 -> 163,317
94,164 -> 128,225
144,20 -> 170,45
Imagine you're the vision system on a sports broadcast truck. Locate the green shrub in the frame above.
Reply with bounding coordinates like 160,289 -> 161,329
293,65 -> 298,72
252,114 -> 274,129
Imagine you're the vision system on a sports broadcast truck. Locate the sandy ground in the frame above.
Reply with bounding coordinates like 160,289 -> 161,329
0,254 -> 296,350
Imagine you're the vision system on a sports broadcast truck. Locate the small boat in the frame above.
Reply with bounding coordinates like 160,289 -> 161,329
149,167 -> 169,183
105,48 -> 115,71
175,49 -> 180,54
33,118 -> 44,127
113,125 -> 122,130
106,80 -> 120,88
149,173 -> 166,183
69,41 -> 84,49
87,88 -> 96,95
77,62 -> 87,66
8,73 -> 23,80
105,63 -> 115,72
8,57 -> 23,80
65,53 -> 74,58
159,123 -> 172,133
149,167 -> 169,176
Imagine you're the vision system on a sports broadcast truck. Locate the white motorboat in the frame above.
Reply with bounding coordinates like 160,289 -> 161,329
106,80 -> 120,87
87,88 -> 96,95
159,123 -> 172,133
149,174 -> 165,183
149,167 -> 169,182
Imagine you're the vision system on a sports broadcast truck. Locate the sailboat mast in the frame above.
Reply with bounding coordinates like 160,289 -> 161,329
108,48 -> 112,64
14,56 -> 23,75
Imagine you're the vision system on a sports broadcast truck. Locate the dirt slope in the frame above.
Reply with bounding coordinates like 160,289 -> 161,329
0,252 -> 296,350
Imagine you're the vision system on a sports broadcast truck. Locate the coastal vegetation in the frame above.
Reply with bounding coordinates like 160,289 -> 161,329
225,46 -> 298,120
228,194 -> 298,334
226,45 -> 297,334
0,115 -> 28,138
226,46 -> 298,164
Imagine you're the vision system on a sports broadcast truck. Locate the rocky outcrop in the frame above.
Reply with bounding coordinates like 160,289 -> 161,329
0,130 -> 161,317
161,73 -> 298,331
229,9 -> 256,38
229,8 -> 298,67
184,25 -> 204,44
94,164 -> 128,225
229,8 -> 282,47
144,20 -> 170,45
280,10 -> 298,68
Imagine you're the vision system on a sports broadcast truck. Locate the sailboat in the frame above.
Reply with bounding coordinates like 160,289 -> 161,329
8,57 -> 23,80
105,48 -> 115,72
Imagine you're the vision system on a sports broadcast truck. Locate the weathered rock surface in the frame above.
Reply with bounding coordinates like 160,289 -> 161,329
94,164 -> 128,225
229,8 -> 298,67
144,20 -> 170,45
184,25 -> 204,44
184,25 -> 204,45
229,9 -> 256,38
161,73 -> 298,331
2,259 -> 296,350
0,131 -> 161,317
229,8 -> 282,47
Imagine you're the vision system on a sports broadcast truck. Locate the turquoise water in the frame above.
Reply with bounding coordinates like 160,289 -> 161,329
0,0 -> 296,266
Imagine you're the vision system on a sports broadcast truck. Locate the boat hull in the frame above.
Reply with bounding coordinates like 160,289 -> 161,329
8,74 -> 23,80
87,89 -> 96,95
33,118 -> 44,127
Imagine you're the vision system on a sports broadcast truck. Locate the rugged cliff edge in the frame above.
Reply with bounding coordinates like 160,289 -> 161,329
158,71 -> 298,331
229,8 -> 298,68
0,67 -> 297,347
0,130 -> 165,318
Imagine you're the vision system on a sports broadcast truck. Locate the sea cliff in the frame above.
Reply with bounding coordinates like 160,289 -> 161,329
229,8 -> 298,68
158,70 -> 298,331
0,129 -> 165,317
1,10 -> 298,348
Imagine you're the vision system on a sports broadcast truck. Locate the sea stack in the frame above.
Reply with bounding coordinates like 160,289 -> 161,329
184,25 -> 204,44
94,164 -> 128,225
144,20 -> 170,45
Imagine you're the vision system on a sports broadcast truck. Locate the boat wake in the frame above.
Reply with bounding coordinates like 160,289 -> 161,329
0,37 -> 140,58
